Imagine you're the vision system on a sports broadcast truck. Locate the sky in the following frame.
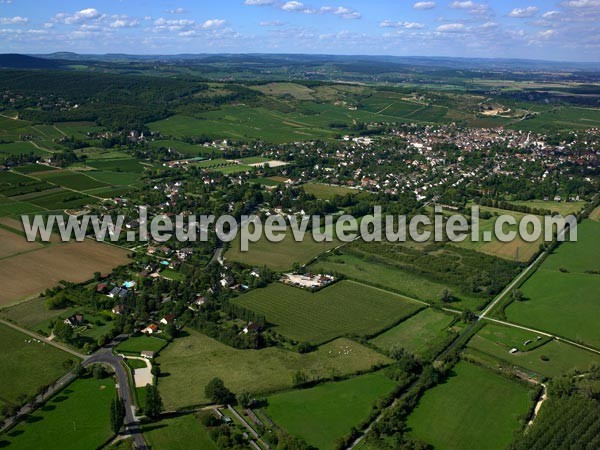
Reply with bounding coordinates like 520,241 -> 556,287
0,0 -> 599,61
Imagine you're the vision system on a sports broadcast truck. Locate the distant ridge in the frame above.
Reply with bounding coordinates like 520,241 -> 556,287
0,54 -> 67,69
26,52 -> 600,71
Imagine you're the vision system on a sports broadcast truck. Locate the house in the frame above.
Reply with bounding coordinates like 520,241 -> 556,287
509,348 -> 519,354
141,351 -> 155,360
194,296 -> 206,306
112,304 -> 127,315
64,314 -> 84,328
96,283 -> 108,294
160,314 -> 175,325
142,324 -> 159,334
108,287 -> 129,299
242,322 -> 262,334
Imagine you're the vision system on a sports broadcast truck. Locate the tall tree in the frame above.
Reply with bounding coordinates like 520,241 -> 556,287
110,395 -> 125,434
144,384 -> 163,419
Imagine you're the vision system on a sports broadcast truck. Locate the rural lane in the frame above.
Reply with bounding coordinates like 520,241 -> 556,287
0,317 -> 86,359
0,322 -> 147,449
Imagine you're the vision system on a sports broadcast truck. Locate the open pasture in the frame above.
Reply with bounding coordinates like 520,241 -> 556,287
0,323 -> 75,408
406,362 -> 532,450
465,323 -> 600,378
157,330 -> 390,409
225,224 -> 340,272
142,413 -> 218,450
505,220 -> 600,348
302,183 -> 356,200
36,170 -> 109,191
158,330 -> 391,409
0,141 -> 49,157
264,372 -> 396,450
311,252 -> 483,308
1,377 -> 115,450
370,308 -> 455,358
234,280 -> 423,344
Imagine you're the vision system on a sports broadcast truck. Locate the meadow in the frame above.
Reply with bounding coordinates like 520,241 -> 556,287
406,362 -> 532,450
142,413 -> 218,450
311,252 -> 483,309
0,323 -> 75,408
465,323 -> 600,378
370,309 -> 455,358
147,139 -> 216,157
116,334 -> 169,355
302,183 -> 357,200
505,220 -> 600,348
0,377 -> 115,450
450,206 -> 545,263
225,225 -> 340,272
234,280 -> 423,344
157,330 -> 390,409
264,372 -> 396,450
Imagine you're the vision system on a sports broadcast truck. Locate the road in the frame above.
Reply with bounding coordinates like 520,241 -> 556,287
87,337 -> 147,449
479,250 -> 546,319
0,320 -> 147,448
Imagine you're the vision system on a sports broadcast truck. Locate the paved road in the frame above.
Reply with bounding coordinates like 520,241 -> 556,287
479,251 -> 546,319
86,337 -> 148,449
0,323 -> 147,449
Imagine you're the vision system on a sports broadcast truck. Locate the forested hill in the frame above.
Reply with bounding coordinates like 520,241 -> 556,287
0,54 -> 68,69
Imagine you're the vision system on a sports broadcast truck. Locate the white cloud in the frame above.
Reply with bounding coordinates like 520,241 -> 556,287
413,1 -> 436,10
0,16 -> 28,25
110,18 -> 140,28
53,8 -> 104,25
436,23 -> 465,32
562,0 -> 600,7
538,29 -> 557,38
380,20 -> 425,29
166,8 -> 186,14
260,20 -> 287,26
508,7 -> 539,18
201,19 -> 226,29
542,11 -> 560,19
244,0 -> 275,4
281,1 -> 307,11
319,6 -> 361,19
450,1 -> 489,15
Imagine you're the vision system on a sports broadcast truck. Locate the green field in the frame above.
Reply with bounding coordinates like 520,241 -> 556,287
511,200 -> 585,216
302,183 -> 356,200
147,139 -> 215,157
505,220 -> 600,348
234,281 -> 423,344
142,413 -> 218,450
370,309 -> 455,358
225,225 -> 340,272
264,372 -> 396,450
311,252 -> 483,310
0,141 -> 49,157
508,106 -> 600,132
116,334 -> 169,355
36,170 -> 109,191
157,330 -> 390,409
406,362 -> 532,450
0,323 -> 75,407
1,376 -> 115,450
465,323 -> 600,378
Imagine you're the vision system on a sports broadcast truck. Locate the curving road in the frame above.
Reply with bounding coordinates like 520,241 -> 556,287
87,337 -> 147,449
0,322 -> 147,449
